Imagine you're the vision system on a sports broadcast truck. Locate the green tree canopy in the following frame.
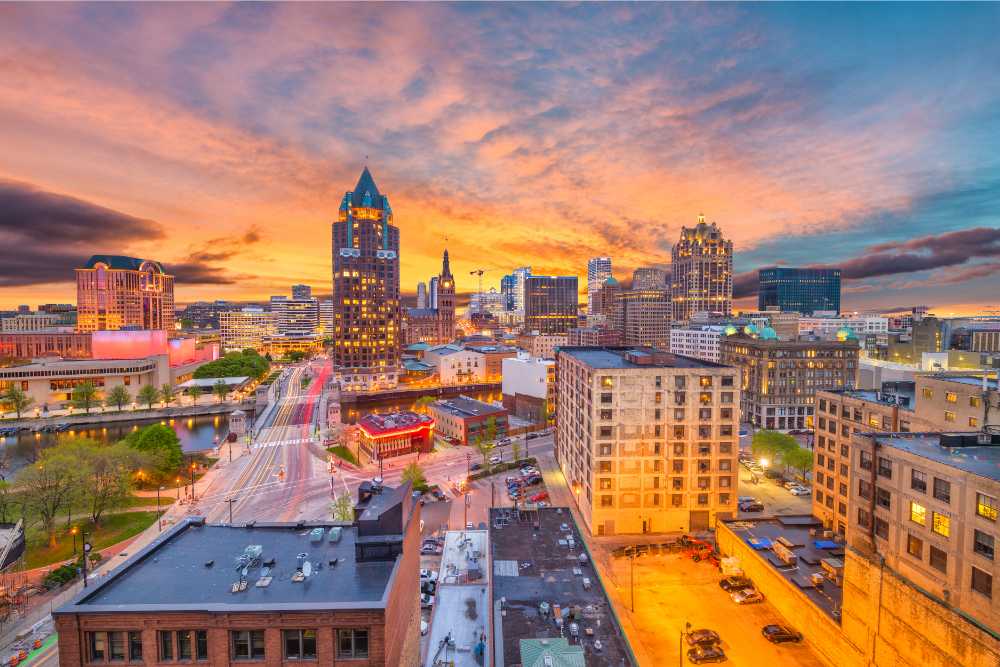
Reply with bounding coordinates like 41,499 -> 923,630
189,385 -> 203,405
193,349 -> 270,380
18,444 -> 81,547
213,379 -> 229,402
750,430 -> 798,466
401,462 -> 429,492
330,492 -> 354,523
782,446 -> 814,479
160,384 -> 176,406
123,424 -> 183,476
1,385 -> 34,418
106,385 -> 131,411
71,381 -> 99,413
64,440 -> 145,526
137,384 -> 159,410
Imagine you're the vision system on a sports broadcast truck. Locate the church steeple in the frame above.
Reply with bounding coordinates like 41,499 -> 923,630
441,249 -> 452,279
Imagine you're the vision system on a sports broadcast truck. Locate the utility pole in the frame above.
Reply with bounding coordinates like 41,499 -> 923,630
81,531 -> 91,588
227,497 -> 235,524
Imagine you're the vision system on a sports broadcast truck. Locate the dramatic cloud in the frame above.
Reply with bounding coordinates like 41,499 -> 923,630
733,227 -> 1000,299
0,179 -> 163,286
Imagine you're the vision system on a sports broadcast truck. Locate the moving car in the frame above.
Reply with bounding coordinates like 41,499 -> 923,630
687,644 -> 727,663
761,624 -> 803,643
731,588 -> 764,604
685,629 -> 721,647
718,576 -> 753,592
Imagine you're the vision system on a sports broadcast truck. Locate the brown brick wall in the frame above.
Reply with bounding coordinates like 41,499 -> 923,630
383,502 -> 422,667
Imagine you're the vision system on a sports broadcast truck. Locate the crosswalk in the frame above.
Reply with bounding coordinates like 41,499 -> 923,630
255,437 -> 314,448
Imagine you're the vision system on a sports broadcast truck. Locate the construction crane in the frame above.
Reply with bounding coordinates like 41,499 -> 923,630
469,269 -> 487,297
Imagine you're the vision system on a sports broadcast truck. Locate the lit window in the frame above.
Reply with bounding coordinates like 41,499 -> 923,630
944,411 -> 955,423
977,493 -> 998,521
932,512 -> 950,537
910,501 -> 927,526
945,392 -> 957,403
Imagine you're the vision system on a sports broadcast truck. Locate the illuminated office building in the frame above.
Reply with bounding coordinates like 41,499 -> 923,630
670,216 -> 733,322
76,256 -> 175,332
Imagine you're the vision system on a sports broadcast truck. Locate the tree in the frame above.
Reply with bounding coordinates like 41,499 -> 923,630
0,481 -> 13,523
783,446 -> 814,481
137,384 -> 159,410
213,380 -> 229,403
483,416 -> 499,444
511,440 -> 522,465
106,385 -> 131,412
71,381 -> 99,413
123,424 -> 183,477
750,430 -> 797,468
401,462 -> 428,492
193,349 -> 270,380
473,436 -> 494,471
18,446 -> 80,547
189,386 -> 203,405
330,492 -> 354,523
160,384 -> 176,407
1,385 -> 33,419
67,440 -> 143,526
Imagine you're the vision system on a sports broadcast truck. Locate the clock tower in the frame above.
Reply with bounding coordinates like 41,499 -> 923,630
437,249 -> 455,343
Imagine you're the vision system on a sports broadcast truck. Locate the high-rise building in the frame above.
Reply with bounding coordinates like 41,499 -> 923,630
512,267 -> 532,315
523,276 -> 578,334
416,282 -> 427,309
586,257 -> 612,315
332,167 -> 400,391
429,276 -> 439,310
270,295 -> 320,337
757,267 -> 841,315
719,333 -> 860,430
76,255 -> 175,333
319,299 -> 334,335
291,284 -> 312,300
631,267 -> 668,290
670,215 -> 733,322
612,289 -> 671,348
219,308 -> 277,352
669,326 -> 726,363
470,288 -> 505,317
555,347 -> 740,535
500,274 -> 517,311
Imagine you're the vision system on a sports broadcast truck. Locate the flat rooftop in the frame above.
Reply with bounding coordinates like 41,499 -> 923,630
724,516 -> 844,621
440,530 -> 487,585
358,411 -> 433,437
424,585 -> 489,667
58,519 -> 397,613
432,396 -> 506,419
930,374 -> 999,391
490,507 -> 634,666
877,432 -> 1000,482
559,346 -> 726,370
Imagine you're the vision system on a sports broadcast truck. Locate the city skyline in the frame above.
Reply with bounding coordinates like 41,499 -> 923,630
1,4 -> 999,315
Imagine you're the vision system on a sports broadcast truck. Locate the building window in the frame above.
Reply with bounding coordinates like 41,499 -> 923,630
600,409 -> 613,421
600,495 -> 614,508
231,630 -> 265,661
860,451 -> 873,471
857,508 -> 871,529
672,494 -> 684,507
697,494 -> 709,506
874,517 -> 889,539
973,530 -> 995,560
970,395 -> 982,408
933,478 -> 951,504
876,487 -> 891,509
929,545 -> 947,573
922,388 -> 933,399
858,480 -> 873,500
88,632 -> 107,662
906,534 -> 923,559
721,392 -> 733,404
931,512 -> 950,538
128,632 -> 142,662
722,376 -> 734,387
877,457 -> 892,479
838,502 -> 847,517
599,443 -> 613,456
969,417 -> 979,428
977,493 -> 999,521
337,629 -> 369,659
909,501 -> 926,526
910,469 -> 927,493
601,376 -> 613,388
283,630 -> 317,660
945,392 -> 957,403
598,461 -> 612,473
971,567 -> 993,599
159,631 -> 174,661
600,393 -> 612,404
944,411 -> 955,423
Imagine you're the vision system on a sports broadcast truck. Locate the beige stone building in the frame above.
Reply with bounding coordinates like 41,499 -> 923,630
848,431 -> 1000,632
813,374 -> 999,536
555,346 -> 739,536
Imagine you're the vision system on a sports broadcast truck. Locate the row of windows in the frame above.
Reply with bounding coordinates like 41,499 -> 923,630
598,407 -> 735,422
599,375 -> 734,389
598,492 -> 732,508
87,629 -> 367,663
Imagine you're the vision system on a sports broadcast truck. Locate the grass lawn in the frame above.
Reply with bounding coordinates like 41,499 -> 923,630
25,510 -> 160,569
327,445 -> 359,466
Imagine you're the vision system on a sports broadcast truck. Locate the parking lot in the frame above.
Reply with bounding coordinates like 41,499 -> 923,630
603,547 -> 826,666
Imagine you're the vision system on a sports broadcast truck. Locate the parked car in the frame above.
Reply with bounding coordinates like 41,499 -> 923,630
731,588 -> 764,605
737,496 -> 756,504
788,486 -> 810,496
420,593 -> 435,608
685,629 -> 721,647
421,580 -> 436,595
420,569 -> 438,582
761,624 -> 803,643
470,463 -> 482,472
421,620 -> 429,636
739,501 -> 765,513
687,644 -> 727,663
718,576 -> 753,592
489,455 -> 502,465
524,476 -> 543,486
530,491 -> 549,503
782,481 -> 798,490
419,544 -> 437,555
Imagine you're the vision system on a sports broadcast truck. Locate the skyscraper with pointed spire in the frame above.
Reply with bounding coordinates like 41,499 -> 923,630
331,166 -> 400,391
403,249 -> 456,345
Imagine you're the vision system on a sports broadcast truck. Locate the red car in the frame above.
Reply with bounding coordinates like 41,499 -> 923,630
530,491 -> 549,503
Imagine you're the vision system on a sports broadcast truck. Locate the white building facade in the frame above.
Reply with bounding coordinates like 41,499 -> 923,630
669,326 -> 724,362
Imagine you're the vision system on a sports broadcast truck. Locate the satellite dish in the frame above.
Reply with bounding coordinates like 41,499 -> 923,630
302,561 -> 312,578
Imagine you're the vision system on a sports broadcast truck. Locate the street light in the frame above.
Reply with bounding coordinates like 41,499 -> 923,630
71,526 -> 78,555
175,477 -> 181,500
189,462 -> 197,500
679,622 -> 691,666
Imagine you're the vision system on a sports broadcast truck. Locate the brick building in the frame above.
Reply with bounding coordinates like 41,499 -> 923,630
54,485 -> 422,667
428,396 -> 508,446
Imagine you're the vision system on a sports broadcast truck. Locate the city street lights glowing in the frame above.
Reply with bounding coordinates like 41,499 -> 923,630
760,457 -> 770,469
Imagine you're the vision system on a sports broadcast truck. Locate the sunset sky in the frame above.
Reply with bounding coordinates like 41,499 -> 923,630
1,3 -> 998,314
